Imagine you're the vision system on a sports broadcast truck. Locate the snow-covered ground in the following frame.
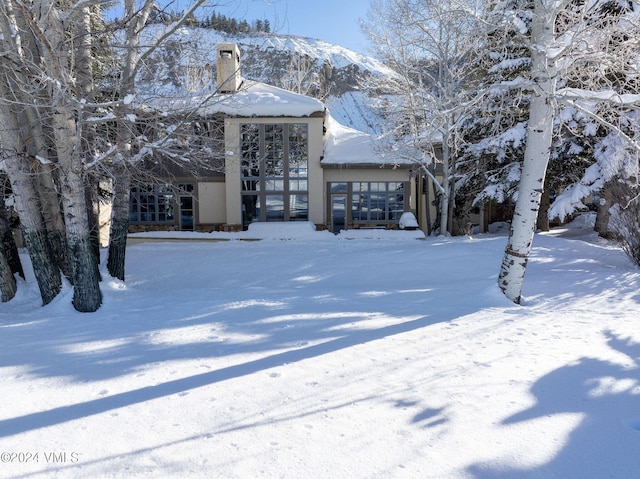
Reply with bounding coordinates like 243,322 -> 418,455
1,215 -> 640,479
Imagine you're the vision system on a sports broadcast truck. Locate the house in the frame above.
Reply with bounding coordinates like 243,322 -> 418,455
127,43 -> 434,236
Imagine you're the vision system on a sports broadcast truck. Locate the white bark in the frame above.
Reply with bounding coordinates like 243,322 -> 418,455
0,76 -> 63,305
53,100 -> 103,312
498,0 -> 557,303
0,0 -> 222,309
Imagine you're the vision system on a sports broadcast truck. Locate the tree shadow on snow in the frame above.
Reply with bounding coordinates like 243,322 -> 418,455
0,238 -> 507,439
0,315 -> 435,437
2,240 -> 475,384
467,330 -> 640,479
0,236 -> 635,442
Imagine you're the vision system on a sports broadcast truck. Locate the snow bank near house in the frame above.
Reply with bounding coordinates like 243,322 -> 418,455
399,211 -> 419,229
337,228 -> 425,240
241,221 -> 334,240
129,221 -> 425,241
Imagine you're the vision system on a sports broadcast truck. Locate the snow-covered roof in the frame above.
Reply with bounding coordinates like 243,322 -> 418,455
143,80 -> 410,168
209,80 -> 325,117
143,80 -> 324,118
322,113 -> 414,167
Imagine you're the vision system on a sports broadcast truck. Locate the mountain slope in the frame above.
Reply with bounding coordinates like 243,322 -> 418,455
138,27 -> 391,135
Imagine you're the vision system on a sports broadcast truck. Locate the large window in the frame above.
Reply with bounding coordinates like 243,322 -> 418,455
240,122 -> 308,228
328,181 -> 407,232
129,184 -> 175,223
352,182 -> 405,222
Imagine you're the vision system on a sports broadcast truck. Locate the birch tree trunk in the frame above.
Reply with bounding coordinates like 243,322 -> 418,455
107,169 -> 131,281
2,156 -> 62,305
53,103 -> 103,312
0,94 -> 62,305
37,164 -> 72,280
0,1 -> 64,304
498,0 -> 557,303
38,0 -> 102,312
76,4 -> 102,278
536,185 -> 551,231
106,0 -> 152,280
16,74 -> 69,278
86,175 -> 103,273
0,250 -> 16,302
0,197 -> 18,302
440,139 -> 452,235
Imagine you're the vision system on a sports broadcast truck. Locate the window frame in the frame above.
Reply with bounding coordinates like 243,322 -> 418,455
240,122 -> 309,228
129,183 -> 176,224
328,181 -> 408,229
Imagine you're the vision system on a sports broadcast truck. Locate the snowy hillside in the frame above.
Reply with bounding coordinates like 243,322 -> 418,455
136,26 -> 390,134
223,32 -> 394,77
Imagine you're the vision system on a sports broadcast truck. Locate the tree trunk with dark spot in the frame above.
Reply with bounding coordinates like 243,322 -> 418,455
107,171 -> 131,281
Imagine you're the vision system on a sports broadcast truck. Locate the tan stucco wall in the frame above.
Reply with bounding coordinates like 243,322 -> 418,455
224,118 -> 242,226
99,199 -> 112,247
197,181 -> 227,224
224,116 -> 325,226
307,117 -> 325,225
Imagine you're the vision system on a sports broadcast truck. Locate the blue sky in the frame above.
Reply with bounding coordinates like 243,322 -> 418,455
212,0 -> 372,54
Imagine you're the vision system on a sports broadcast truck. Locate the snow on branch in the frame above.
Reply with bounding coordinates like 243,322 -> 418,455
83,145 -> 119,170
557,88 -> 640,106
84,112 -> 117,124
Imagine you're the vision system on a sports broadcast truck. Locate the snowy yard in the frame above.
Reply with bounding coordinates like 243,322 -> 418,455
1,217 -> 640,478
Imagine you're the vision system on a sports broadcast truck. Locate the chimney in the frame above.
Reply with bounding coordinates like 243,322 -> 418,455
216,43 -> 242,93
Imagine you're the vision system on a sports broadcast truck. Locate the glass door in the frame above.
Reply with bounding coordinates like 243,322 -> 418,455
331,195 -> 346,234
179,195 -> 194,231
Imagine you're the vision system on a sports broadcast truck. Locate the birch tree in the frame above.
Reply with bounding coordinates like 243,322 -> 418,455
0,0 -> 218,309
0,1 -> 66,305
497,0 -> 640,303
0,187 -> 23,280
32,1 -> 101,311
497,0 -> 557,302
0,97 -> 63,306
104,0 -> 214,281
364,0 -> 483,234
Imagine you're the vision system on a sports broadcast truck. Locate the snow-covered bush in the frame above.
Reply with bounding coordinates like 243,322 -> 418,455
608,180 -> 640,266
